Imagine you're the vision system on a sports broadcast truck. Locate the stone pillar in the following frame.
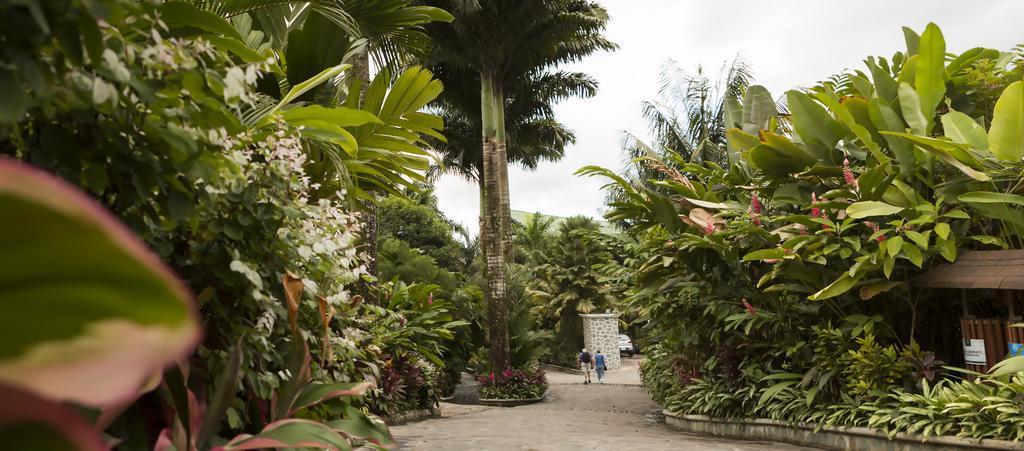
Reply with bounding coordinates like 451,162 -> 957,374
580,312 -> 621,370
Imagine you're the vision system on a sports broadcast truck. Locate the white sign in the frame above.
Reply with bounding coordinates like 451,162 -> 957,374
963,339 -> 987,365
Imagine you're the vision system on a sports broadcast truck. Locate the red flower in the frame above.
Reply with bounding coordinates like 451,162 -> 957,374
843,158 -> 859,190
751,195 -> 763,214
704,222 -> 715,235
742,299 -> 757,316
810,193 -> 821,218
427,292 -> 434,305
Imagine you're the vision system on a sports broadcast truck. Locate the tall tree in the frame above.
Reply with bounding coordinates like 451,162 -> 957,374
423,0 -> 614,370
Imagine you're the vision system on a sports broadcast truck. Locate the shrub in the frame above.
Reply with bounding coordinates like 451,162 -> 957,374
478,367 -> 548,400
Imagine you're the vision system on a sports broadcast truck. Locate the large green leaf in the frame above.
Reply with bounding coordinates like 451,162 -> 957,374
881,131 -> 991,181
0,160 -> 199,406
748,144 -> 811,178
868,98 -> 916,178
898,83 -> 928,135
915,23 -> 947,129
160,1 -> 244,41
847,201 -> 904,218
989,80 -> 1024,161
742,85 -> 777,132
941,111 -> 988,150
958,192 -> 1024,206
786,90 -> 845,149
222,419 -> 353,450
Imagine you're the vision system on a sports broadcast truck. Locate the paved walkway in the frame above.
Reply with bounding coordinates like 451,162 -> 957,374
390,357 -> 822,450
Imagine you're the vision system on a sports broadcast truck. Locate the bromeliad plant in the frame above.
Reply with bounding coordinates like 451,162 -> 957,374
585,23 -> 1024,442
478,367 -> 548,401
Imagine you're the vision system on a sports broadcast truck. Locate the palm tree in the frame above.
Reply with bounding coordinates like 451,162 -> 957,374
433,69 -> 598,181
527,216 -> 614,355
624,58 -> 753,173
608,58 -> 754,222
423,0 -> 614,371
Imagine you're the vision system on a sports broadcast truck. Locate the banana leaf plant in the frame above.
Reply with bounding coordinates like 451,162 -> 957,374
584,23 -> 1024,304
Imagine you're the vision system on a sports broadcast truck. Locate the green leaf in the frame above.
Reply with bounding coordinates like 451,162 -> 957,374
327,409 -> 394,447
898,83 -> 928,135
0,161 -> 199,406
881,131 -> 991,181
902,26 -> 920,55
886,236 -> 904,257
847,201 -> 904,218
915,23 -> 947,128
904,230 -> 929,248
934,222 -> 951,240
859,281 -> 903,300
786,90 -> 845,149
989,81 -> 1024,161
222,419 -> 352,450
989,355 -> 1024,377
757,380 -> 796,407
901,242 -> 923,267
941,111 -> 988,150
742,249 -> 785,262
809,272 -> 860,301
291,382 -> 372,413
260,64 -> 352,124
958,191 -> 1024,206
159,1 -> 244,41
742,85 -> 777,131
0,69 -> 28,123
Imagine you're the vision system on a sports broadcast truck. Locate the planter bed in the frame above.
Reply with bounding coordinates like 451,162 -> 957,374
478,396 -> 545,407
663,411 -> 1024,451
383,407 -> 441,426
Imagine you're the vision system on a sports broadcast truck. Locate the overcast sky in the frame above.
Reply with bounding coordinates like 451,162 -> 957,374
434,0 -> 1023,236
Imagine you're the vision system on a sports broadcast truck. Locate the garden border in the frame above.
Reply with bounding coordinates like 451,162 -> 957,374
540,363 -> 581,374
663,411 -> 1024,451
383,407 -> 441,426
478,396 -> 545,407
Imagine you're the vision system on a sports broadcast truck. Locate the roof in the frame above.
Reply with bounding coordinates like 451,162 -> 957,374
913,250 -> 1024,290
510,210 -> 619,235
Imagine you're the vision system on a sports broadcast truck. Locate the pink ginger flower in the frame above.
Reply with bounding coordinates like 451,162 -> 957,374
843,158 -> 859,190
742,299 -> 757,316
704,222 -> 715,235
810,193 -> 821,218
752,215 -> 762,226
427,292 -> 434,305
751,195 -> 763,214
763,258 -> 781,263
864,221 -> 886,242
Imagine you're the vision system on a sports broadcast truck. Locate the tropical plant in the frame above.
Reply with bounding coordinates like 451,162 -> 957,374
423,0 -> 615,371
528,216 -> 616,354
0,0 -> 464,447
589,22 -> 1024,442
477,367 -> 548,400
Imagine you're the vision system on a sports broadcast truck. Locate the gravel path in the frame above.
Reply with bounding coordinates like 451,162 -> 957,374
390,358 -> 823,450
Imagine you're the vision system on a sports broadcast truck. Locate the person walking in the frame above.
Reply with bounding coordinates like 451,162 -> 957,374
594,350 -> 607,384
577,348 -> 594,384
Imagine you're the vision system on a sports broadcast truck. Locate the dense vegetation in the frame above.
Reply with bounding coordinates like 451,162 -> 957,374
0,0 -> 465,447
585,24 -> 1024,441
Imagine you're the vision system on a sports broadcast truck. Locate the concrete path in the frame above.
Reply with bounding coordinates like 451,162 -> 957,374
390,357 -> 822,450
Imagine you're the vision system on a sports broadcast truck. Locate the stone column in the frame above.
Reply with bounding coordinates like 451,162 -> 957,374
580,312 -> 621,370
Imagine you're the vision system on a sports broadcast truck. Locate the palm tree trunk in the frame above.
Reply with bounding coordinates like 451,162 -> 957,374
352,50 -> 379,305
480,69 -> 511,372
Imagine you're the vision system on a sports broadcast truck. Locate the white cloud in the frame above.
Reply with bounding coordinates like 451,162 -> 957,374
436,0 -> 1023,236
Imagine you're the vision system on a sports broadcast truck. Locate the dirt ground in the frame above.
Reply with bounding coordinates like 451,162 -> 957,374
389,357 -> 823,450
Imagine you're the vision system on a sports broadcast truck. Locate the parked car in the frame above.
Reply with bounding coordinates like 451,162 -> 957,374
619,334 -> 635,357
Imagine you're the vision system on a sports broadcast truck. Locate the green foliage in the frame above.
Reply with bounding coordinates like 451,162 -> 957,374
0,0 -> 461,447
528,216 -> 616,354
592,23 -> 1024,442
477,368 -> 548,400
